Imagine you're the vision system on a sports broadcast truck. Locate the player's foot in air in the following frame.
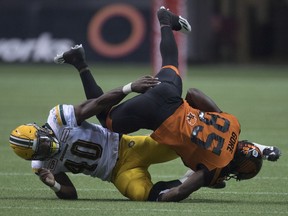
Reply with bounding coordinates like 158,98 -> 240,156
157,6 -> 191,33
263,146 -> 281,161
54,44 -> 87,70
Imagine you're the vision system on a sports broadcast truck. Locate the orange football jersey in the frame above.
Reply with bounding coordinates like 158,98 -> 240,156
151,100 -> 241,171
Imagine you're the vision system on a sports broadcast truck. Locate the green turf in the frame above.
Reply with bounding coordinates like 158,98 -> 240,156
0,63 -> 287,216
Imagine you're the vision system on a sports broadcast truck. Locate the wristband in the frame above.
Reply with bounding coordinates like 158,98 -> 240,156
50,181 -> 61,192
122,82 -> 132,94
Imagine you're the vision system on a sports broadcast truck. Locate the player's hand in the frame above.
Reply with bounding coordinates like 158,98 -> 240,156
131,75 -> 161,93
38,168 -> 55,187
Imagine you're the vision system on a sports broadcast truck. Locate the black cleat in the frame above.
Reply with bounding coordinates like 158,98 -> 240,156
54,44 -> 86,66
263,146 -> 281,161
157,6 -> 191,33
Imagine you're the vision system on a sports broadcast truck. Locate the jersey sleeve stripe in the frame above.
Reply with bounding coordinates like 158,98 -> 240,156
59,105 -> 67,125
55,105 -> 62,126
55,105 -> 67,126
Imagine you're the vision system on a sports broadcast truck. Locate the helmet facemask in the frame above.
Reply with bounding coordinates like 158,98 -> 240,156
32,125 -> 60,160
10,123 -> 60,160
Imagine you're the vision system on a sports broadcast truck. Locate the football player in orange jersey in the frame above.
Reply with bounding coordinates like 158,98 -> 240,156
53,7 -> 281,202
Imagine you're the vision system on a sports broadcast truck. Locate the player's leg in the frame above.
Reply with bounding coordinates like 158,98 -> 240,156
106,8 -> 190,133
111,136 -> 155,201
155,6 -> 191,93
112,167 -> 153,201
54,44 -> 104,99
135,136 -> 178,164
54,45 -> 107,125
112,135 -> 178,201
157,5 -> 191,66
158,12 -> 179,68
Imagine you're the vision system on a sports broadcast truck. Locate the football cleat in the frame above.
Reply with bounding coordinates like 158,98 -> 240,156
9,123 -> 60,160
54,44 -> 86,65
262,146 -> 281,161
157,6 -> 191,33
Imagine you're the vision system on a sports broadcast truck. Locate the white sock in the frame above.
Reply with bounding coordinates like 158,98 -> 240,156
178,169 -> 195,183
252,142 -> 270,153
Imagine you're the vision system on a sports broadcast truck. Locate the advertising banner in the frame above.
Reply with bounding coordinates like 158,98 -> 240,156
0,2 -> 150,63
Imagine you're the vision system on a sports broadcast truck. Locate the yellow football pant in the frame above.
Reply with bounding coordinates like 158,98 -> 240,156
111,135 -> 178,201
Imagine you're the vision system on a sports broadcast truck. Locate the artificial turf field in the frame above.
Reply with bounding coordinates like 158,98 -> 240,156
0,63 -> 287,216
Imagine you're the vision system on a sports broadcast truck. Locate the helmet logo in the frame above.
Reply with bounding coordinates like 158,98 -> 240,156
242,145 -> 259,158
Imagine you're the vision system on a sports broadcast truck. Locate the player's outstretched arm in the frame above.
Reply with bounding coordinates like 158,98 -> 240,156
157,169 -> 206,202
38,168 -> 77,200
74,76 -> 160,125
185,88 -> 222,112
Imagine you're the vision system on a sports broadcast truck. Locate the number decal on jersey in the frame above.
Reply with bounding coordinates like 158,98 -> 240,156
71,140 -> 103,159
64,140 -> 103,173
65,160 -> 98,174
191,112 -> 230,155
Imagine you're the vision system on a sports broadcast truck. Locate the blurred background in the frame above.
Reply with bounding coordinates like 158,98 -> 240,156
0,0 -> 287,69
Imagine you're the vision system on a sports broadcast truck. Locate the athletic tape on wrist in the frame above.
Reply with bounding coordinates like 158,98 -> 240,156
50,181 -> 61,192
122,82 -> 132,94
